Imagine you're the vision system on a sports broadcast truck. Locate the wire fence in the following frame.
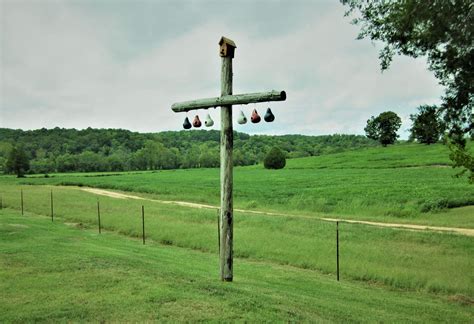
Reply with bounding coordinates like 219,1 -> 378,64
0,187 -> 342,281
1,186 -> 472,296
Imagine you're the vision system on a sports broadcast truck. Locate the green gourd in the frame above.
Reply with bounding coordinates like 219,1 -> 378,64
205,113 -> 214,127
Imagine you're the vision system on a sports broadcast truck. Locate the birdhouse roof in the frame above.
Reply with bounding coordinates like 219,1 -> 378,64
219,36 -> 236,48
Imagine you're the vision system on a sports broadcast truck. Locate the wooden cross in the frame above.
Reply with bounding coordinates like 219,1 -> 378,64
171,36 -> 286,282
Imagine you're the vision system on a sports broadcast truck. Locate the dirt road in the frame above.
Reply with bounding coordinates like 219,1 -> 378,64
81,187 -> 474,237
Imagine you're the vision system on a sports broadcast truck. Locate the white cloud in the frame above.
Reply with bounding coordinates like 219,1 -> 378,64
0,1 -> 443,138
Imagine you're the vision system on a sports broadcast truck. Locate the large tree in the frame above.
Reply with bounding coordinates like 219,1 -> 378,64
364,111 -> 402,146
410,105 -> 443,144
5,146 -> 30,177
342,0 -> 473,180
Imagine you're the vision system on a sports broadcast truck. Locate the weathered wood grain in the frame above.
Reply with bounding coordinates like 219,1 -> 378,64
169,36 -> 287,282
220,55 -> 234,282
171,90 -> 286,113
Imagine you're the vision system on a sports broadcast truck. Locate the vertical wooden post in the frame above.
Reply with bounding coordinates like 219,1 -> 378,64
21,189 -> 24,215
171,37 -> 285,281
142,205 -> 145,245
50,190 -> 54,222
220,47 -> 234,282
217,208 -> 220,255
97,200 -> 101,234
336,221 -> 340,281
0,194 -> 3,210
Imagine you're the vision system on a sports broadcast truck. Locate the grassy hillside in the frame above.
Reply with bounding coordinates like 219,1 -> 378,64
6,143 -> 473,226
285,142 -> 453,169
0,184 -> 472,297
1,209 -> 472,322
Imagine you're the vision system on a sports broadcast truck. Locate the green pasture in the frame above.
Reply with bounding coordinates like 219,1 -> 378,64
4,143 -> 473,227
285,141 -> 454,169
1,184 -> 473,298
1,209 -> 473,322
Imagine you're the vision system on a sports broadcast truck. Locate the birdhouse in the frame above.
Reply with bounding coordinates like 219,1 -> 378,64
219,36 -> 236,58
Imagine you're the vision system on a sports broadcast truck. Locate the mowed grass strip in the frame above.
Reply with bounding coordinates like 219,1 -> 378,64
0,209 -> 473,322
7,143 -> 473,227
1,184 -> 473,297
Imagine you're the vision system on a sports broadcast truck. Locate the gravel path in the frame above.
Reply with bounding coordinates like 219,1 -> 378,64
81,187 -> 474,237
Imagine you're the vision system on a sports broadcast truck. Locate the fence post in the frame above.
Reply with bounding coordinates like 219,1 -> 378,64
0,194 -> 2,210
336,221 -> 340,281
217,208 -> 220,255
142,205 -> 145,245
21,189 -> 24,215
50,189 -> 54,222
97,200 -> 101,234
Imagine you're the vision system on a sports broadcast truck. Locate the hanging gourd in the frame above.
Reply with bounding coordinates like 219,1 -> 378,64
192,115 -> 202,128
237,110 -> 247,124
264,108 -> 275,122
183,116 -> 192,129
251,109 -> 261,123
205,113 -> 214,127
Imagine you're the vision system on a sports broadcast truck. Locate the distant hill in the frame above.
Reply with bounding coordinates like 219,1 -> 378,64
0,127 -> 377,173
285,143 -> 453,169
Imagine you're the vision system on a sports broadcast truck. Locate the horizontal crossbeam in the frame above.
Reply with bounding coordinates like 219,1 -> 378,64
171,90 -> 286,113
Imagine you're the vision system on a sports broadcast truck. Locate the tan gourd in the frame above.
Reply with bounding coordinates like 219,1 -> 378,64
192,115 -> 202,128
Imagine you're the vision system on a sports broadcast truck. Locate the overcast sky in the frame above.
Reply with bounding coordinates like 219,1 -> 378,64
0,0 -> 443,138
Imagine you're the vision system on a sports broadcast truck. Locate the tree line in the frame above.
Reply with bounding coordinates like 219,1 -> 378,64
0,128 -> 377,175
364,105 -> 450,147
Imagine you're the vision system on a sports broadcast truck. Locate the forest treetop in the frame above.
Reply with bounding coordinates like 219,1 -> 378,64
0,127 -> 377,174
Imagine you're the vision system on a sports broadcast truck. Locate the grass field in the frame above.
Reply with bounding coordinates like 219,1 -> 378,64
1,209 -> 473,322
1,142 -> 473,321
0,183 -> 472,298
5,142 -> 473,227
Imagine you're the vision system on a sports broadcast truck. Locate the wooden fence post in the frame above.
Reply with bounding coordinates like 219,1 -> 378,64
217,208 -> 220,255
50,190 -> 54,222
142,205 -> 145,245
21,189 -> 24,215
97,200 -> 101,234
336,221 -> 340,281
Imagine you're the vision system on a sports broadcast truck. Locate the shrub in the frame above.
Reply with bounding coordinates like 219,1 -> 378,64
264,147 -> 286,169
